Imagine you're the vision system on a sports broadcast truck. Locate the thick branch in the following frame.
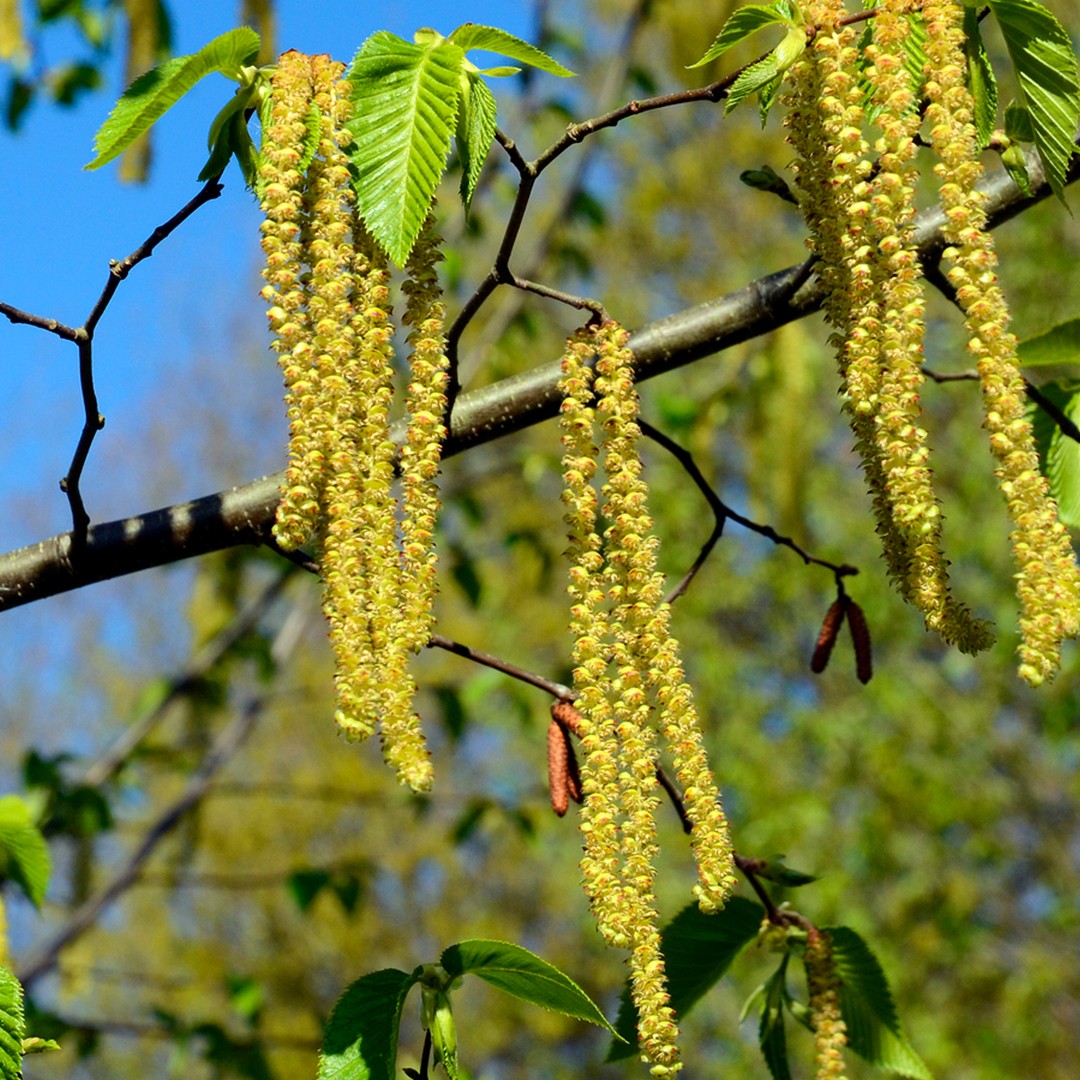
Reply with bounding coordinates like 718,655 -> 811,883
0,151 -> 1068,611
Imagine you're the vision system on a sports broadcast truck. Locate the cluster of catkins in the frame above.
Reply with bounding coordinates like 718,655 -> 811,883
259,51 -> 449,791
560,322 -> 737,1075
785,0 -> 1080,685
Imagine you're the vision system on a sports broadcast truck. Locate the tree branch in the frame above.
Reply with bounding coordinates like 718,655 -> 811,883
0,149 -> 1070,611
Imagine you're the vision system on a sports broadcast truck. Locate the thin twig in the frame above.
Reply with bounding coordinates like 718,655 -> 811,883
427,633 -> 574,700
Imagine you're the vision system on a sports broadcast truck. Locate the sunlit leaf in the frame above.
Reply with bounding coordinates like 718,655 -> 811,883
689,2 -> 796,69
440,940 -> 618,1035
725,27 -> 805,115
0,795 -> 50,908
346,32 -> 464,265
1029,381 -> 1080,526
0,966 -> 24,1080
457,71 -> 497,207
1018,317 -> 1080,367
87,27 -> 260,171
448,24 -> 574,77
318,969 -> 418,1080
964,6 -> 998,148
988,0 -> 1080,202
760,964 -> 792,1080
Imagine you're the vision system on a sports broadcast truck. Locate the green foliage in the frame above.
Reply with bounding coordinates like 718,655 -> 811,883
439,940 -> 618,1035
725,27 -> 806,116
346,25 -> 572,263
0,795 -> 49,909
827,927 -> 933,1080
86,27 -> 261,172
608,897 -> 763,1060
318,969 -> 418,1080
688,1 -> 798,70
0,967 -> 23,1080
963,6 -> 998,149
988,0 -> 1080,201
757,962 -> 792,1080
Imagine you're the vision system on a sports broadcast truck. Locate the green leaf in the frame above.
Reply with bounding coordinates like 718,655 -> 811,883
440,940 -> 618,1035
448,24 -> 574,77
1029,381 -> 1080,526
689,3 -> 796,69
758,71 -> 783,125
1005,99 -> 1035,142
346,32 -> 464,265
87,27 -> 260,171
759,963 -> 792,1080
609,897 -> 764,1060
827,927 -> 934,1080
0,795 -> 50,908
1018,317 -> 1080,367
755,856 -> 818,888
725,26 -> 805,115
963,6 -> 998,148
0,966 -> 24,1080
900,14 -> 928,101
988,0 -> 1080,202
317,969 -> 418,1080
457,71 -> 497,207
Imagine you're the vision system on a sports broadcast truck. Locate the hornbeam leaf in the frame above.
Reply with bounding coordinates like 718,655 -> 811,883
689,3 -> 797,69
827,927 -> 934,1080
457,71 -> 497,207
964,6 -> 998,148
440,940 -> 618,1035
0,795 -> 50,908
0,966 -> 24,1080
725,26 -> 805,115
988,0 -> 1080,202
347,32 -> 465,265
317,969 -> 418,1080
448,24 -> 574,77
87,27 -> 260,171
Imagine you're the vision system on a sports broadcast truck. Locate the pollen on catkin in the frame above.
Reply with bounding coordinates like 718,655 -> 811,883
923,0 -> 1080,683
805,928 -> 848,1080
559,321 -> 736,1073
784,1 -> 993,654
259,52 -> 446,790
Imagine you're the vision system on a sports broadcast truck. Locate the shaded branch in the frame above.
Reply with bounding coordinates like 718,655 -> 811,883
0,149 -> 1071,611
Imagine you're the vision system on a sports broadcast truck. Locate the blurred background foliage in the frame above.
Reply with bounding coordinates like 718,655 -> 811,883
2,0 -> 1080,1078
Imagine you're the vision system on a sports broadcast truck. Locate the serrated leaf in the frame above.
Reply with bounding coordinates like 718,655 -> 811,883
826,927 -> 933,1080
347,32 -> 464,265
87,27 -> 260,171
1005,99 -> 1035,142
609,897 -> 763,1060
1032,383 -> 1080,525
725,27 -> 805,115
317,969 -> 417,1080
0,795 -> 50,908
440,940 -> 617,1035
0,966 -> 24,1080
448,24 -> 574,77
988,0 -> 1080,202
964,6 -> 998,148
760,964 -> 792,1080
758,71 -> 783,125
689,3 -> 795,69
1018,317 -> 1080,367
900,14 -> 928,100
457,71 -> 497,207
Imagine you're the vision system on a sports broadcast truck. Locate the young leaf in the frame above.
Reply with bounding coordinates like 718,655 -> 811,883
448,24 -> 574,77
0,795 -> 50,908
759,963 -> 793,1080
439,940 -> 618,1035
689,3 -> 796,69
725,26 -> 805,115
346,32 -> 464,265
826,927 -> 934,1080
608,896 -> 764,1060
456,71 -> 497,207
963,6 -> 998,149
988,0 -> 1080,202
318,969 -> 418,1080
87,27 -> 260,171
0,966 -> 24,1080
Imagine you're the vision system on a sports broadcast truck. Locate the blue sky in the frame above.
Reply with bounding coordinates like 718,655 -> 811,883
0,0 -> 533,552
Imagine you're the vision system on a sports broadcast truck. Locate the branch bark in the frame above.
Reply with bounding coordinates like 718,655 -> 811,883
0,150 -> 1069,612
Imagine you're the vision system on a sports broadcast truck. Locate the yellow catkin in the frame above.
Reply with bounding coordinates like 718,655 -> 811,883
560,323 -> 737,1074
785,1 -> 992,652
805,929 -> 848,1080
924,0 -> 1080,683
